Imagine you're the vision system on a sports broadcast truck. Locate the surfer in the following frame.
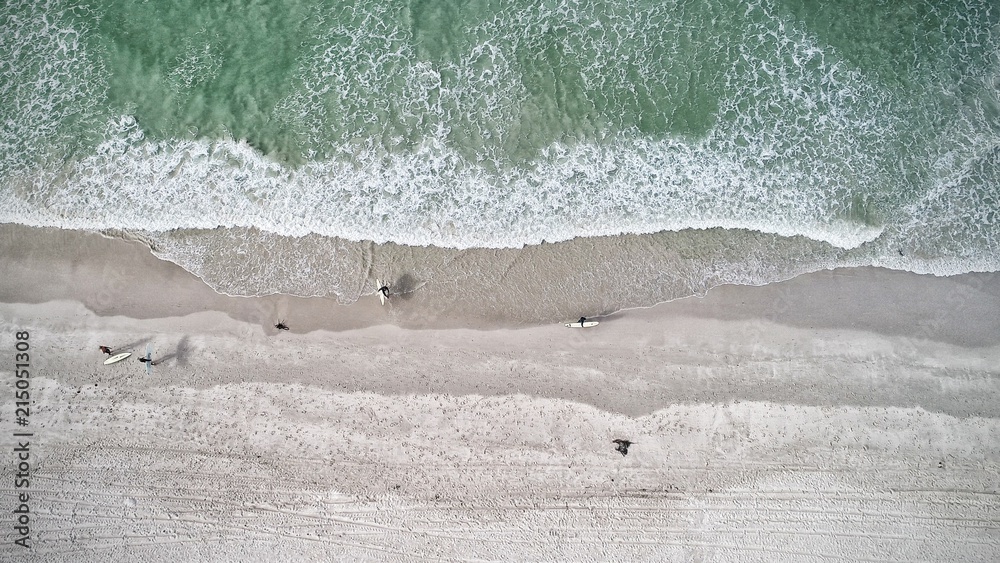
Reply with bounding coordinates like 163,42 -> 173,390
275,322 -> 290,331
99,345 -> 113,356
578,317 -> 587,327
379,285 -> 390,298
138,357 -> 151,364
612,439 -> 633,456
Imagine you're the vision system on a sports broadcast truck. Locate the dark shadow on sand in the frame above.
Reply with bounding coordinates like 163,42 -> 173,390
112,338 -> 150,353
151,335 -> 191,366
392,273 -> 421,301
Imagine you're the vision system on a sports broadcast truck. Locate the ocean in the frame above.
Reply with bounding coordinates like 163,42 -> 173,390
2,0 -> 998,321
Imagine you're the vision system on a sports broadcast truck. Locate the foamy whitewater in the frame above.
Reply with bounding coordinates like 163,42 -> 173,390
2,0 -> 998,310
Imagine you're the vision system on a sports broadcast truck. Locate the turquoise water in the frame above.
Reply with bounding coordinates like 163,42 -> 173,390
1,0 -> 998,302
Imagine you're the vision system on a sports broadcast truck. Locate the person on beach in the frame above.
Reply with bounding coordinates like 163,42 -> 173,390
99,346 -> 113,355
613,439 -> 633,456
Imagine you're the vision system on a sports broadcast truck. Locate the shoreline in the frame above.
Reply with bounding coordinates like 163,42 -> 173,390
2,223 -> 998,346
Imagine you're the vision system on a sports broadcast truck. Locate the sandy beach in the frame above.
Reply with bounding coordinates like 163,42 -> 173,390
1,224 -> 999,561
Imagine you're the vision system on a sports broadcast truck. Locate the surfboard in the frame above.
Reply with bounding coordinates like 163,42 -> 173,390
376,278 -> 386,305
565,321 -> 599,328
104,352 -> 131,365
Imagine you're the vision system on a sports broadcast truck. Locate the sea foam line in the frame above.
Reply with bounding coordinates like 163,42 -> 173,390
1,116 -> 886,251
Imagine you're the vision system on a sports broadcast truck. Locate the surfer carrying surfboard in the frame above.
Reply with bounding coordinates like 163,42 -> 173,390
375,278 -> 390,305
565,317 -> 599,328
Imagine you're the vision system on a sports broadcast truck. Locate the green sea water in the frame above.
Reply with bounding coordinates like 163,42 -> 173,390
89,0 -> 733,163
86,0 -> 995,158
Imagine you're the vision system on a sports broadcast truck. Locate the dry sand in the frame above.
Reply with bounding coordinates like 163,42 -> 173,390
1,225 -> 999,561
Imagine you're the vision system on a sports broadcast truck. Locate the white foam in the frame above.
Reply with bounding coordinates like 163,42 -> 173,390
0,121 -> 891,251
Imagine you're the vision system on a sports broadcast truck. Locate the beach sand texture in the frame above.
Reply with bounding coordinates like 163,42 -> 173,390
1,225 -> 998,561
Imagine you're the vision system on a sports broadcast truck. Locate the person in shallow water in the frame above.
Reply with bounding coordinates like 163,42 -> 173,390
578,317 -> 587,326
275,322 -> 289,330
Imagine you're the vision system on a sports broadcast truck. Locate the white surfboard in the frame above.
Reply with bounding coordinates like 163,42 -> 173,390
376,278 -> 386,305
565,321 -> 599,328
104,352 -> 131,365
